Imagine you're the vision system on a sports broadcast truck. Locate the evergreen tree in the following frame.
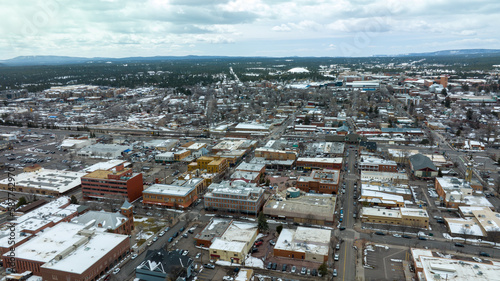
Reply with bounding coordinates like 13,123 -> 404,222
257,212 -> 269,232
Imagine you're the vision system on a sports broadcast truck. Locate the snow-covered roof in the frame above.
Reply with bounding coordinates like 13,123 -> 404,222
274,227 -> 330,256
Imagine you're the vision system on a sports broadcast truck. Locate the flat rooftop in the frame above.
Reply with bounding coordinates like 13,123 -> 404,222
297,157 -> 343,164
195,218 -> 231,242
361,207 -> 402,218
143,183 -> 195,197
81,160 -> 130,173
420,255 -> 500,281
0,169 -> 86,194
274,227 -> 331,256
40,224 -> 128,274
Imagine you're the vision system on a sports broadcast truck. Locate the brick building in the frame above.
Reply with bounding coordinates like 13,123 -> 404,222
296,169 -> 340,194
81,163 -> 143,202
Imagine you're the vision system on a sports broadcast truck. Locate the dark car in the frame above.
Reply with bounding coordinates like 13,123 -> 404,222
418,236 -> 428,240
272,263 -> 277,270
282,264 -> 287,272
375,231 -> 385,236
339,226 -> 346,231
267,262 -> 273,270
436,219 -> 445,224
479,252 -> 491,257
168,237 -> 173,243
251,247 -> 258,253
454,243 -> 464,247
173,232 -> 179,238
402,234 -> 411,239
311,269 -> 318,276
180,227 -> 185,232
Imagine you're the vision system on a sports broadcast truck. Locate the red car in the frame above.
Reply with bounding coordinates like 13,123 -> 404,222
254,241 -> 263,246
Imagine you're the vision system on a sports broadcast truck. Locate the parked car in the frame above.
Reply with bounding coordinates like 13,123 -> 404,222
267,262 -> 273,270
272,263 -> 277,270
254,241 -> 263,246
131,254 -> 138,260
204,264 -> 215,269
182,250 -> 189,256
393,234 -> 402,238
195,253 -> 201,259
269,240 -> 276,246
311,269 -> 318,276
339,226 -> 346,231
173,232 -> 179,238
454,243 -> 464,247
300,267 -> 307,275
152,236 -> 158,242
291,265 -> 296,273
333,268 -> 337,277
336,243 -> 340,250
282,264 -> 287,272
418,236 -> 428,240
375,231 -> 385,236
479,252 -> 491,257
168,237 -> 173,243
334,254 -> 339,261
112,268 -> 120,274
402,234 -> 411,239
159,231 -> 165,237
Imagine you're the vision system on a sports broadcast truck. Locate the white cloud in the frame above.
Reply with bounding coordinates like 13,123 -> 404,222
0,0 -> 499,58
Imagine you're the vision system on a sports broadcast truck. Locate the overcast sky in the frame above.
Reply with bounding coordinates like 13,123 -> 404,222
1,0 -> 499,59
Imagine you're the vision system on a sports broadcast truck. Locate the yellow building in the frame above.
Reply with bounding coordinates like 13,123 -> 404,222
207,158 -> 228,174
360,207 -> 429,229
174,149 -> 191,161
209,221 -> 258,264
254,148 -> 297,161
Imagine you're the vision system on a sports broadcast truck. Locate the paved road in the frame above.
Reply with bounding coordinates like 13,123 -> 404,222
336,146 -> 359,281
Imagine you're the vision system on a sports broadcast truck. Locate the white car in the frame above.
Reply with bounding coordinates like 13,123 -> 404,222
334,254 -> 339,261
393,234 -> 401,238
131,253 -> 138,260
182,250 -> 189,256
113,268 -> 120,274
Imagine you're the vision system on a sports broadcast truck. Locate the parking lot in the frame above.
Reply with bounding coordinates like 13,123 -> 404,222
364,243 -> 408,281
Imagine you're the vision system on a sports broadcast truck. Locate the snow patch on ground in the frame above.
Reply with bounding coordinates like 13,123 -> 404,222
244,255 -> 264,269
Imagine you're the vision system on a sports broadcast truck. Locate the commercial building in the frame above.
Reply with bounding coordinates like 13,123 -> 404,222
411,249 -> 500,281
296,169 -> 340,194
81,163 -> 143,202
143,139 -> 179,151
187,156 -> 228,175
304,142 -> 345,156
361,183 -> 413,200
209,221 -> 258,264
212,139 -> 258,154
358,156 -> 398,172
409,154 -> 438,179
204,181 -> 266,216
360,207 -> 429,229
136,249 -> 194,281
81,159 -> 131,173
263,192 -> 335,225
195,218 -> 232,247
142,181 -> 200,209
254,148 -> 297,161
273,227 -> 331,263
296,157 -> 343,170
0,168 -> 87,196
232,162 -> 266,183
71,201 -> 134,235
361,171 -> 409,185
359,189 -> 405,208
77,143 -> 132,158
7,222 -> 130,280
448,206 -> 500,242
0,197 -> 81,262
434,177 -> 474,208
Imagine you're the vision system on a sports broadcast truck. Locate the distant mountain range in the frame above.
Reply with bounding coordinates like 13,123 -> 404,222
2,49 -> 500,66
